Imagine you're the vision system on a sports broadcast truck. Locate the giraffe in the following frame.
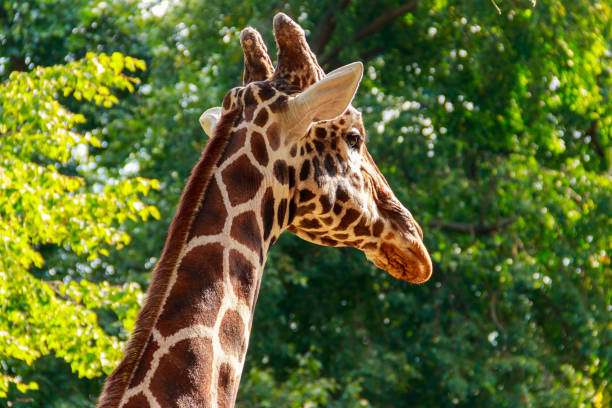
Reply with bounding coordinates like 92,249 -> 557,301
97,13 -> 432,408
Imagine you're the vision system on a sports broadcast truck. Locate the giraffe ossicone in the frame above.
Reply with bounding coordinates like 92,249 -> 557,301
98,12 -> 431,408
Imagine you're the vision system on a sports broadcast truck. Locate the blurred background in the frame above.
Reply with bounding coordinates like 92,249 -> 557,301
1,0 -> 610,406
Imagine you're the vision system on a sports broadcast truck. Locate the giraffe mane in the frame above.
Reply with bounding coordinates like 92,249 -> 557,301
96,107 -> 241,408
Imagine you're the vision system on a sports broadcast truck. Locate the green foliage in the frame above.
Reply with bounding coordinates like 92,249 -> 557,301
0,52 -> 154,399
1,0 -> 611,407
239,351 -> 369,408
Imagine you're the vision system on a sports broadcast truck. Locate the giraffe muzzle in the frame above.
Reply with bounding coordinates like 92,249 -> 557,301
368,237 -> 432,284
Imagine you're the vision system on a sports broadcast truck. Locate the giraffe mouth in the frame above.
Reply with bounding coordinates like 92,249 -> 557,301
368,240 -> 432,284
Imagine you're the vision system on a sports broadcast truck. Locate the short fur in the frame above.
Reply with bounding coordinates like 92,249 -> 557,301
96,107 -> 240,408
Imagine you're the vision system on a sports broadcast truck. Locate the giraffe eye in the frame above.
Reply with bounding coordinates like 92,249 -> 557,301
345,131 -> 363,150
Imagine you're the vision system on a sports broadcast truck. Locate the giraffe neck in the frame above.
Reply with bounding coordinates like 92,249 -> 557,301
119,216 -> 267,408
99,104 -> 295,408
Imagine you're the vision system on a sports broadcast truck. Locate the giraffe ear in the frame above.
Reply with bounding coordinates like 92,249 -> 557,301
285,62 -> 363,134
199,107 -> 222,137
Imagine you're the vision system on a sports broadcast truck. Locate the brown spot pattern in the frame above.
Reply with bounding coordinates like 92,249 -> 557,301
230,211 -> 262,253
300,218 -> 322,230
219,310 -> 246,357
363,242 -> 378,250
221,155 -> 263,206
129,337 -> 159,387
222,128 -> 247,161
333,203 -> 343,215
273,160 -> 288,185
373,219 -> 384,237
123,393 -> 149,408
324,154 -> 337,176
277,198 -> 287,228
338,209 -> 360,230
320,237 -> 338,246
189,179 -> 227,239
268,94 -> 287,113
243,87 -> 256,106
261,187 -> 275,241
257,83 -> 276,101
228,249 -> 256,304
354,219 -> 371,236
156,244 -> 224,337
312,156 -> 323,181
254,108 -> 269,127
296,203 -> 316,216
251,131 -> 269,166
299,189 -> 315,203
288,165 -> 296,189
217,363 -> 236,408
243,88 -> 256,121
322,216 -> 334,225
288,198 -> 297,225
267,122 -> 280,150
336,184 -> 349,202
319,194 -> 333,213
150,338 -> 213,408
313,140 -> 324,155
299,160 -> 310,181
222,91 -> 232,110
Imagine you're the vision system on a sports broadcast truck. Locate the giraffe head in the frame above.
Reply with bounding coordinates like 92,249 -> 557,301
201,13 -> 432,283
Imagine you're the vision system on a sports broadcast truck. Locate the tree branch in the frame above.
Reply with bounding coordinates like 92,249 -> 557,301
489,288 -> 505,333
311,0 -> 352,55
585,120 -> 605,159
490,0 -> 502,15
318,0 -> 419,68
361,46 -> 386,63
427,217 -> 516,235
353,0 -> 419,43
